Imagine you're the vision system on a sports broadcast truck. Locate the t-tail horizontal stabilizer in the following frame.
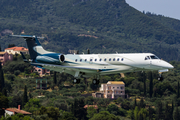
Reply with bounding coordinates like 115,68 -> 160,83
10,35 -> 44,39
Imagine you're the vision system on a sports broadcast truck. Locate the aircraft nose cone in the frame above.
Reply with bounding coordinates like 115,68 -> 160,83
168,64 -> 174,69
164,62 -> 174,69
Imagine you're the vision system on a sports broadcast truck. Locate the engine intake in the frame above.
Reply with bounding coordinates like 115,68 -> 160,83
59,55 -> 65,62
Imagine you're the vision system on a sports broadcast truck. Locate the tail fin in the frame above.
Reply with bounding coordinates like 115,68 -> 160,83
11,35 -> 53,61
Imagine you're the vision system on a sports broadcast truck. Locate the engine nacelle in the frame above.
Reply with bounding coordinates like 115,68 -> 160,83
36,53 -> 65,65
59,54 -> 65,62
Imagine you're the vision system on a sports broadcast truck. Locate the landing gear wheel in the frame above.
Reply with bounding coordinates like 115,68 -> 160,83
77,79 -> 80,83
158,76 -> 163,81
93,79 -> 99,85
73,79 -> 80,84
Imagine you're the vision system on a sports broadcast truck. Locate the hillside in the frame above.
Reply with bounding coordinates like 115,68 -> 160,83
0,0 -> 180,61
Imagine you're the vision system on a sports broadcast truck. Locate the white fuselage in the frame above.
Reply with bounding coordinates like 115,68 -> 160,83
52,53 -> 174,77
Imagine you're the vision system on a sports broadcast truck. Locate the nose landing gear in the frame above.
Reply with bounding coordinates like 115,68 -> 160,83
158,72 -> 163,81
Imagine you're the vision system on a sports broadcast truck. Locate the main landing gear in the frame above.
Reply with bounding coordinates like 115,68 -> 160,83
92,79 -> 99,85
73,78 -> 100,85
73,71 -> 81,84
73,78 -> 80,84
73,71 -> 100,85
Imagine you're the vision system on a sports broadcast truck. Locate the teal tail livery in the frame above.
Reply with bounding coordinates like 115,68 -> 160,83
12,35 -> 65,64
11,35 -> 174,84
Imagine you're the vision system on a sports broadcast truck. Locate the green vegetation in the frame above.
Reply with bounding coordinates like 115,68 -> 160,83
0,0 -> 180,61
1,0 -> 180,119
0,54 -> 180,119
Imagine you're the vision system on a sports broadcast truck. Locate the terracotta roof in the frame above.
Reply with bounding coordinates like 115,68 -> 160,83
0,52 -> 6,55
5,108 -> 32,115
5,47 -> 28,51
107,81 -> 125,85
84,105 -> 98,109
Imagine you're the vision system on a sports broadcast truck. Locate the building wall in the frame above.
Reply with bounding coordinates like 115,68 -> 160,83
34,67 -> 50,76
99,82 -> 125,99
8,54 -> 13,61
5,47 -> 28,55
5,110 -> 14,117
0,52 -> 13,66
5,49 -> 16,55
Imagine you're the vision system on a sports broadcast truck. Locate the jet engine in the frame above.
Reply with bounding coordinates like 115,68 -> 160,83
36,53 -> 65,64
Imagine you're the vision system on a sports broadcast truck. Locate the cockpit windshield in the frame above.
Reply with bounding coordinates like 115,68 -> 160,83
145,55 -> 159,60
150,55 -> 159,59
145,56 -> 150,60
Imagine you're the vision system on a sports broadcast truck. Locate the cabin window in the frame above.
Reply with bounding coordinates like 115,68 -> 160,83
113,58 -> 115,61
104,58 -> 106,61
85,59 -> 87,62
109,58 -> 111,61
117,58 -> 120,61
75,59 -> 78,62
80,59 -> 82,62
121,58 -> 124,61
95,59 -> 97,61
99,58 -> 102,61
90,59 -> 93,61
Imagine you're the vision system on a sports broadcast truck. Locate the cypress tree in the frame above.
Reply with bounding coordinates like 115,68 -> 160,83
0,62 -> 5,92
134,96 -> 137,109
22,85 -> 28,107
143,72 -> 146,97
139,98 -> 145,108
2,88 -> 7,97
149,72 -> 153,98
178,81 -> 179,98
156,101 -> 163,120
164,102 -> 171,120
29,92 -> 32,99
53,71 -> 57,85
173,106 -> 180,120
149,106 -> 152,120
172,100 -> 174,118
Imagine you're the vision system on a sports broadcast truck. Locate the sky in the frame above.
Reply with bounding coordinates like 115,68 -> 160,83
126,0 -> 180,20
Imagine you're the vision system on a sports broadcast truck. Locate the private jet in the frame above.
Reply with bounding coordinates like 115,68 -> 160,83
12,35 -> 174,84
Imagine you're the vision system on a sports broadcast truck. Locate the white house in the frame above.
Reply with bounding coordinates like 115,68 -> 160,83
5,47 -> 28,55
99,81 -> 125,99
4,105 -> 31,117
